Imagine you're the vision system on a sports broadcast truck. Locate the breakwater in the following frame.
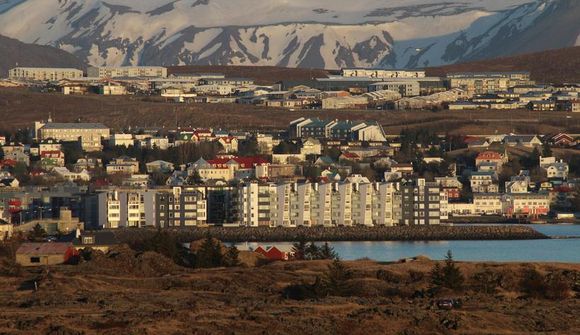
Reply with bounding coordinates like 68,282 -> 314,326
112,225 -> 548,243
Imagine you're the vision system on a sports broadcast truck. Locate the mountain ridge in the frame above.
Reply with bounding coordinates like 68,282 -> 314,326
0,34 -> 86,77
0,0 -> 578,69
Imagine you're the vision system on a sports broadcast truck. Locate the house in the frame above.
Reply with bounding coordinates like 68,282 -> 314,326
15,242 -> 78,267
390,163 -> 414,175
339,152 -> 361,162
253,245 -> 295,261
72,230 -> 119,252
146,160 -> 175,174
467,139 -> 490,149
300,138 -> 322,156
53,167 -> 90,182
503,135 -> 542,147
469,171 -> 499,193
475,151 -> 507,171
106,156 -> 140,174
0,177 -> 19,188
314,156 -> 336,167
550,133 -> 576,147
74,157 -> 102,171
545,162 -> 569,180
109,133 -> 135,147
40,150 -> 65,168
217,136 -> 239,154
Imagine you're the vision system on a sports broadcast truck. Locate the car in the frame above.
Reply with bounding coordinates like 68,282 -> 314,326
436,298 -> 462,310
44,236 -> 57,242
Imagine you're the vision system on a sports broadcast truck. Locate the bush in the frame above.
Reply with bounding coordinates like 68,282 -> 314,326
520,269 -> 546,298
408,270 -> 425,283
376,269 -> 403,284
544,274 -> 570,300
472,269 -> 501,294
321,259 -> 352,296
0,258 -> 22,277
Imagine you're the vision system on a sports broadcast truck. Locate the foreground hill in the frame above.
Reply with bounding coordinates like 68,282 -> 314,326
427,46 -> 580,84
0,0 -> 578,69
0,35 -> 85,77
0,251 -> 578,334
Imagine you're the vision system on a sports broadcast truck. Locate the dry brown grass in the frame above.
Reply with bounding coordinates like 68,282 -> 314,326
2,88 -> 580,135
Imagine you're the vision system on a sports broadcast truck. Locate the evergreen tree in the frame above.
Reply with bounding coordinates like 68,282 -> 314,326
30,223 -> 47,240
322,259 -> 352,296
223,246 -> 240,267
431,250 -> 464,290
319,242 -> 338,260
542,142 -> 552,157
291,240 -> 307,260
305,242 -> 321,260
196,234 -> 223,268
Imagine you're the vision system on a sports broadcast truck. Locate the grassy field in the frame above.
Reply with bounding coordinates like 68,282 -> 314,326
1,88 -> 580,135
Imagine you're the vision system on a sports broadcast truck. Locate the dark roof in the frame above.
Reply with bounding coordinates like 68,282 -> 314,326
72,231 -> 119,246
41,123 -> 108,130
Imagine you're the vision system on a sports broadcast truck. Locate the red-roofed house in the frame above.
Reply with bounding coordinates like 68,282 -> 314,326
40,150 -> 65,168
551,133 -> 576,147
254,245 -> 294,261
190,156 -> 270,181
475,151 -> 507,171
339,152 -> 361,162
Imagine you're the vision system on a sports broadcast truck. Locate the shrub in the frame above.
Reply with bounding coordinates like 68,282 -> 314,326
472,269 -> 501,294
544,274 -> 570,300
408,270 -> 425,283
376,269 -> 403,284
321,259 -> 352,296
520,269 -> 546,298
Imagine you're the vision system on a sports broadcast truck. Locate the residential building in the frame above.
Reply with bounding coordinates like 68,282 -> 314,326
9,67 -> 83,81
146,160 -> 175,174
473,194 -> 503,215
106,156 -> 140,174
87,66 -> 167,78
155,187 -> 207,227
503,193 -> 550,218
368,81 -> 420,97
447,71 -> 533,95
289,117 -> 386,142
470,171 -> 499,193
36,121 -> 110,152
342,69 -> 426,79
238,177 -> 442,227
109,134 -> 135,148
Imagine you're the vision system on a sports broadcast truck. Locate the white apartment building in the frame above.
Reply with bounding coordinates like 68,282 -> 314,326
9,67 -> 83,81
238,177 -> 442,227
87,66 -> 167,78
342,69 -> 426,79
109,134 -> 135,148
100,190 -> 158,229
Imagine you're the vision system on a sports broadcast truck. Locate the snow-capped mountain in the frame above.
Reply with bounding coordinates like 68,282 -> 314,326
0,0 -> 578,69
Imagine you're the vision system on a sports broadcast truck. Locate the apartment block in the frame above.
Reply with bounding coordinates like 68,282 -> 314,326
342,69 -> 426,79
237,177 -> 442,227
155,187 -> 207,227
35,121 -> 110,152
93,190 -> 157,229
9,67 -> 83,81
87,66 -> 167,78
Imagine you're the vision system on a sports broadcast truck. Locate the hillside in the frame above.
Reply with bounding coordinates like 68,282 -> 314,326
427,46 -> 580,84
167,65 -> 331,85
0,251 -> 578,334
1,88 -> 579,136
0,0 -> 578,69
0,35 -> 85,77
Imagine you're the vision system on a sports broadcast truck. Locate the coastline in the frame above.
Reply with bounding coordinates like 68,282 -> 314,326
111,225 -> 548,243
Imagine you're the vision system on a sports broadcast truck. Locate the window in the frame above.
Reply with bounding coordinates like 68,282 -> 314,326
30,257 -> 41,263
83,236 -> 94,244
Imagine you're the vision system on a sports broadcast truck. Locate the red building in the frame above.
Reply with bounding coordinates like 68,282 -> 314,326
254,245 -> 294,261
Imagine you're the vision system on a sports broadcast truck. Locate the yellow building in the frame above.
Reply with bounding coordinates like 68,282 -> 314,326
9,67 -> 83,81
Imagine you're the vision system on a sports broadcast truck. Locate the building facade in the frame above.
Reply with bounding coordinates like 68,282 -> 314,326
9,67 -> 83,81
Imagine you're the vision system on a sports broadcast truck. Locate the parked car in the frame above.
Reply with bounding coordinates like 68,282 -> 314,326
436,298 -> 462,310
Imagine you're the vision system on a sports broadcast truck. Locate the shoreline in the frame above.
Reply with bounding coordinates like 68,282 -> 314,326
111,225 -> 548,243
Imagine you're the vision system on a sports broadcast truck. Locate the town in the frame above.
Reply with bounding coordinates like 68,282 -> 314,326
0,65 -> 579,242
